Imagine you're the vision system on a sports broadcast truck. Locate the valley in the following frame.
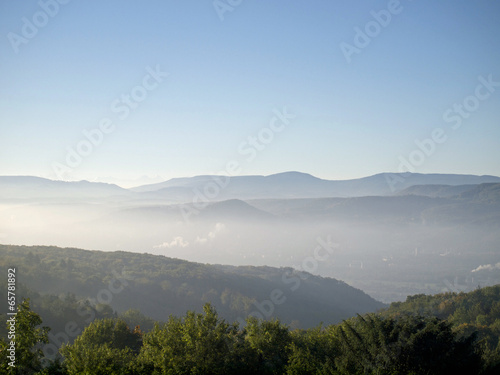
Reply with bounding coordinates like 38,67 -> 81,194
1,172 -> 499,303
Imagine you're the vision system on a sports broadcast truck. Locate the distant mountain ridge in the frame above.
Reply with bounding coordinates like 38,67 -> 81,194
2,172 -> 499,201
0,176 -> 130,201
131,171 -> 500,199
1,174 -> 499,304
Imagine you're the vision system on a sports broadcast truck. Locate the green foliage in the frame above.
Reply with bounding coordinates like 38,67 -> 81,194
382,285 -> 500,325
333,314 -> 482,374
138,304 -> 298,375
60,318 -> 141,375
382,284 -> 500,372
0,299 -> 49,375
1,244 -> 499,374
2,298 -> 498,374
139,303 -> 243,375
244,318 -> 292,374
119,309 -> 156,332
285,327 -> 338,375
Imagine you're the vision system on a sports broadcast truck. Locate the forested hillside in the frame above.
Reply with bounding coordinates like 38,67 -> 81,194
381,285 -> 500,361
1,245 -> 499,374
0,244 -> 383,333
1,288 -> 499,374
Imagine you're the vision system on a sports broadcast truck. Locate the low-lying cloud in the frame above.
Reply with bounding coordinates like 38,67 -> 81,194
471,262 -> 500,273
154,236 -> 189,249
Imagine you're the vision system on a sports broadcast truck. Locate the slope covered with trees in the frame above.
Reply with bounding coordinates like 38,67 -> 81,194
0,244 -> 383,332
1,296 -> 498,374
381,285 -> 500,367
1,245 -> 499,374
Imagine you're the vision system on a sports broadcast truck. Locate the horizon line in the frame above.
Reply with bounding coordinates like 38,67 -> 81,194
1,170 -> 500,189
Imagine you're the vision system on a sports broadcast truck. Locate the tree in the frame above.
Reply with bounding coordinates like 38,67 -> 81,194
285,326 -> 338,375
119,309 -> 155,332
139,303 -> 243,374
60,318 -> 141,375
334,313 -> 482,375
244,317 -> 292,375
0,299 -> 49,374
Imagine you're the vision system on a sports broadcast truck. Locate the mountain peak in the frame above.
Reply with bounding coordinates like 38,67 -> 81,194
265,171 -> 319,180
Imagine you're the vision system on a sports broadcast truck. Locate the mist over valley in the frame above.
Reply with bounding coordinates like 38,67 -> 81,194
2,171 -> 499,303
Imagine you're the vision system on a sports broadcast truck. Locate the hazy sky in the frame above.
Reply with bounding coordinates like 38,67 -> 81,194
1,0 -> 499,187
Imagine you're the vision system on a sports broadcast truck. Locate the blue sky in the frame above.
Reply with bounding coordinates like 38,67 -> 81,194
1,0 -> 499,187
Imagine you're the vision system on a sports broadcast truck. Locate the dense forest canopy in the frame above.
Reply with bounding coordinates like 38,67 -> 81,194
0,245 -> 499,374
0,290 -> 499,374
0,244 -> 383,331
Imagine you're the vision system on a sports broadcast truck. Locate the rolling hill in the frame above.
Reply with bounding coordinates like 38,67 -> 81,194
0,244 -> 385,329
